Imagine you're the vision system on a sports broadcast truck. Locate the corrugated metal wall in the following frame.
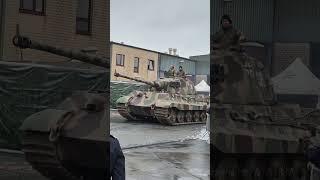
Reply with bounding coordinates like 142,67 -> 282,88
310,43 -> 320,79
272,43 -> 310,75
159,54 -> 196,75
0,0 -> 5,58
189,55 -> 210,75
211,0 -> 274,42
274,0 -> 320,42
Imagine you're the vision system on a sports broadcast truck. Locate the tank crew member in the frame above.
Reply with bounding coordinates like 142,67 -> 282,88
110,135 -> 125,180
176,66 -> 186,78
212,14 -> 246,51
167,65 -> 176,77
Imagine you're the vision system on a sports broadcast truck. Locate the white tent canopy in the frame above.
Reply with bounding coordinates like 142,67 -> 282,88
195,80 -> 210,92
271,58 -> 320,95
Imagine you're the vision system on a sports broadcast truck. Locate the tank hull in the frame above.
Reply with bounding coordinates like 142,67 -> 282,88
211,103 -> 319,180
20,92 -> 108,179
22,131 -> 107,180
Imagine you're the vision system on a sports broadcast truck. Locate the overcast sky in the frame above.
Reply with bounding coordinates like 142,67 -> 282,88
110,0 -> 210,58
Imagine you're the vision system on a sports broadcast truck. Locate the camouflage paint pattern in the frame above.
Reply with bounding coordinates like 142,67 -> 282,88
115,72 -> 209,125
211,44 -> 320,179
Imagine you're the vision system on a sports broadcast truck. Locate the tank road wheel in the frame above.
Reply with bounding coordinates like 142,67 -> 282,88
193,111 -> 200,122
167,108 -> 177,124
177,111 -> 185,123
185,111 -> 192,122
200,111 -> 207,122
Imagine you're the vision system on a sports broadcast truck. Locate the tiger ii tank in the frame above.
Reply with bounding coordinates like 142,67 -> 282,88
210,42 -> 320,180
12,34 -> 109,180
114,72 -> 209,125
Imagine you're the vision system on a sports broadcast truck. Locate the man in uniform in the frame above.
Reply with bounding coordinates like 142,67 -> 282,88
212,14 -> 246,51
110,135 -> 125,180
176,66 -> 186,78
167,65 -> 176,77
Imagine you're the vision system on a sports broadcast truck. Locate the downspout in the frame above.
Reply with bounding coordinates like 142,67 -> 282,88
157,53 -> 161,79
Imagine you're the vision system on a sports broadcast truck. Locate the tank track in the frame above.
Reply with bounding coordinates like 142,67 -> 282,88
213,155 -> 309,180
117,103 -> 207,125
22,131 -> 80,180
117,104 -> 139,121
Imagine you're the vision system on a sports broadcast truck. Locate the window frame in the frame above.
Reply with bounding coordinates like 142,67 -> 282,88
76,0 -> 93,35
116,54 -> 125,66
19,0 -> 46,16
133,57 -> 140,73
148,59 -> 155,71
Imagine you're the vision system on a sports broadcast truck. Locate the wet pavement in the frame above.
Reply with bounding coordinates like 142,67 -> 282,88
0,110 -> 210,180
124,140 -> 210,180
111,110 -> 210,180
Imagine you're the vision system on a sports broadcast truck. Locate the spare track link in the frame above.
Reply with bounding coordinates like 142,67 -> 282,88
22,131 -> 80,180
154,107 -> 206,126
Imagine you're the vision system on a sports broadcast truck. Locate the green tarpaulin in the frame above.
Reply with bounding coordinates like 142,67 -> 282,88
0,61 -> 108,149
0,61 -> 147,149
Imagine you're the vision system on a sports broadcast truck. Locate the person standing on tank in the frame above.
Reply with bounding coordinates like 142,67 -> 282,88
110,135 -> 125,180
176,66 -> 186,78
212,14 -> 246,51
167,65 -> 176,77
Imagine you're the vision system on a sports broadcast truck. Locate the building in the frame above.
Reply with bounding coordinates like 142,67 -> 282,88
189,54 -> 210,85
110,42 -> 197,82
110,42 -> 159,81
211,0 -> 320,77
0,0 -> 109,63
159,51 -> 196,82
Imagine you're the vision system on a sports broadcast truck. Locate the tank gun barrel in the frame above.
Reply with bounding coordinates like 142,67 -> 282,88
114,71 -> 159,88
12,35 -> 109,69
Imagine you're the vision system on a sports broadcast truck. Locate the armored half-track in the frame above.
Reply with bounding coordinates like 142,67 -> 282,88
114,72 -> 209,125
211,43 -> 320,179
13,35 -> 109,179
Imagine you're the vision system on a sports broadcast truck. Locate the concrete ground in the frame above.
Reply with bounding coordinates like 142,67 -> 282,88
111,110 -> 210,180
0,110 -> 210,180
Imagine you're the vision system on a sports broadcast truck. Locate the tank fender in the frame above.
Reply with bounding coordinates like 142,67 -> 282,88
155,101 -> 208,111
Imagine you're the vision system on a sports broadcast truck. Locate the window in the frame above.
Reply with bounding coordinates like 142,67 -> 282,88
134,57 -> 139,73
20,0 -> 45,15
148,60 -> 154,71
76,0 -> 92,35
116,54 -> 125,66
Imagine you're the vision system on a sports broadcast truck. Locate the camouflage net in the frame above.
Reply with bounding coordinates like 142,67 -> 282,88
0,62 -> 108,149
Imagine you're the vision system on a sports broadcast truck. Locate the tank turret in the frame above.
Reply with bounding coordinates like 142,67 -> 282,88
12,35 -> 109,69
114,71 -> 196,95
211,42 -> 275,105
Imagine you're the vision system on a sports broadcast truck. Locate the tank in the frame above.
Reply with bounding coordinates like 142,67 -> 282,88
12,35 -> 109,180
210,42 -> 320,179
114,72 -> 209,125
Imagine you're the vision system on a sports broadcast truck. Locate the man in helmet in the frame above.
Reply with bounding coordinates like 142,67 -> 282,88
212,14 -> 246,51
167,65 -> 176,77
176,66 -> 186,78
110,135 -> 125,180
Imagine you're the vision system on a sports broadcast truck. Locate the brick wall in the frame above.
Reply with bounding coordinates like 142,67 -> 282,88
2,0 -> 109,63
